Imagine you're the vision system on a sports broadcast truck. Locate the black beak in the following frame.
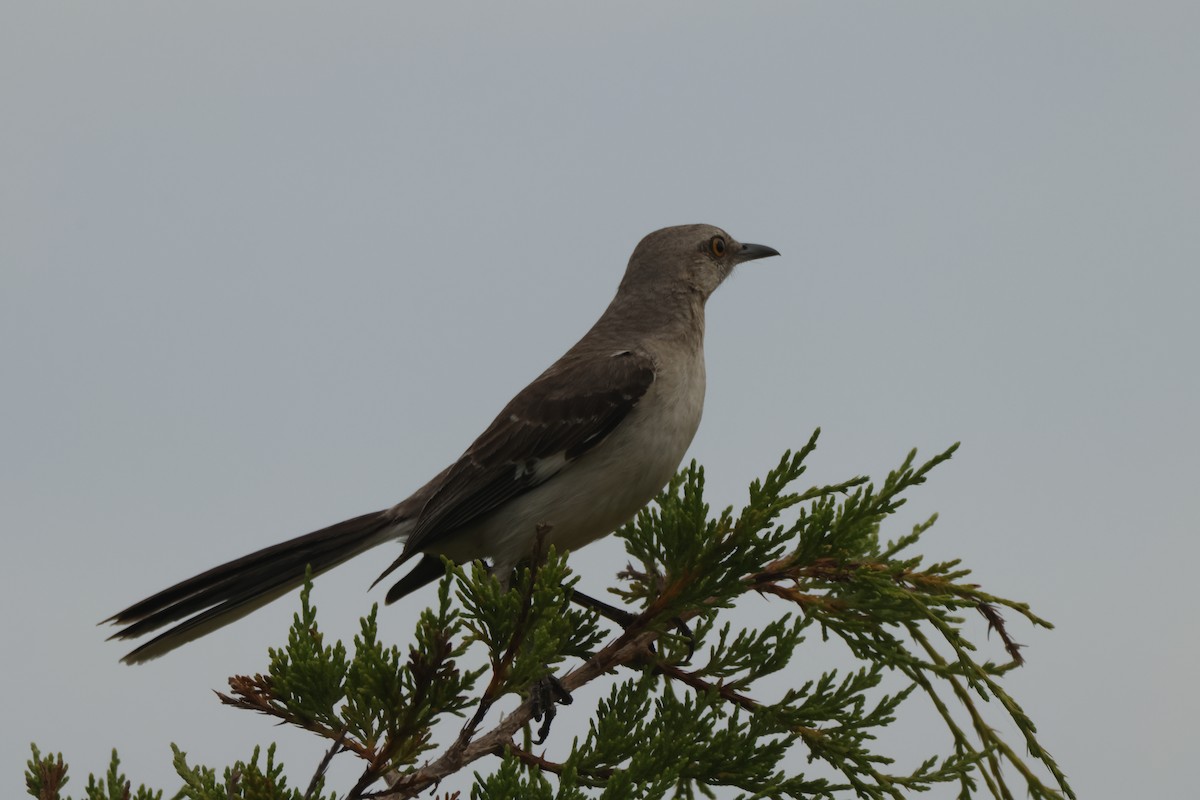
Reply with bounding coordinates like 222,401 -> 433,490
737,242 -> 781,262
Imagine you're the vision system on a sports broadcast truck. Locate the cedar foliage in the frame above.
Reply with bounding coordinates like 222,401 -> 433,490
28,431 -> 1073,799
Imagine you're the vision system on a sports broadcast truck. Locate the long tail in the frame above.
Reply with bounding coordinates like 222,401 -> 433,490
104,510 -> 401,664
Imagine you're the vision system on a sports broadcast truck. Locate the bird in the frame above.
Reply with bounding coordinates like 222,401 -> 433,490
104,223 -> 779,663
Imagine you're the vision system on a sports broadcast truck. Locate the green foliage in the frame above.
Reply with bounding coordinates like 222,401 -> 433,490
456,548 -> 604,697
30,433 -> 1074,799
26,746 -> 162,800
566,676 -> 820,798
218,570 -> 484,791
471,753 -> 588,800
265,579 -> 350,728
171,744 -> 335,800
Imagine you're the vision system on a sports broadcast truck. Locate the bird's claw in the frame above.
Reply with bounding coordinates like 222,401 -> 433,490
529,672 -> 572,744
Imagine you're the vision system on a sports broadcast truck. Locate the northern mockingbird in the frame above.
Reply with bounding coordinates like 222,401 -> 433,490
106,223 -> 779,663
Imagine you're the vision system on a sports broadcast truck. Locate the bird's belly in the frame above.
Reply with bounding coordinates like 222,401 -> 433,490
436,364 -> 705,576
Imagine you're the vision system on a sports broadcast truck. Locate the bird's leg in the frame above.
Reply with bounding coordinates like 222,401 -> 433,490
510,533 -> 578,744
569,588 -> 696,663
569,587 -> 637,626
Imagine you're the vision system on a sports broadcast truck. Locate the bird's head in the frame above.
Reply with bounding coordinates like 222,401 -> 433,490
622,223 -> 780,301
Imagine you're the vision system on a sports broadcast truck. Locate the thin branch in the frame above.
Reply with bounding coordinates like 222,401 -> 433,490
304,729 -> 348,800
370,628 -> 662,799
653,662 -> 756,711
976,602 -> 1025,665
217,677 -> 376,761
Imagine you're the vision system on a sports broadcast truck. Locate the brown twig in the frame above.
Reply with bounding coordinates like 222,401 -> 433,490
304,728 -> 348,800
225,768 -> 240,800
217,676 -> 376,760
652,661 -> 760,713
370,627 -> 662,799
496,742 -> 568,775
976,602 -> 1025,666
495,740 -> 615,787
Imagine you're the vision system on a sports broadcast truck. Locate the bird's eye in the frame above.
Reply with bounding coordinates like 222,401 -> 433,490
710,236 -> 727,257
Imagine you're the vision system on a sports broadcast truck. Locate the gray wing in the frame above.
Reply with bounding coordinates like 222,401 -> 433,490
376,349 -> 656,585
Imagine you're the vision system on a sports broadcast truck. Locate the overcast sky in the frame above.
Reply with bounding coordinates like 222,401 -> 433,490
3,3 -> 1197,798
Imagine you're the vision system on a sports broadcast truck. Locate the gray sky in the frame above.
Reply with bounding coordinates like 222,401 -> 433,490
3,3 -> 1196,798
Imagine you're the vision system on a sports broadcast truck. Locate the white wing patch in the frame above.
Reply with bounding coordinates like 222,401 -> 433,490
513,451 -> 570,482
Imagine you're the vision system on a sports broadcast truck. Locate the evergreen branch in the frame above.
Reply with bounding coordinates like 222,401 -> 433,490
916,638 -> 1021,800
25,746 -> 70,800
217,676 -> 377,761
653,661 -> 760,714
378,546 -> 555,800
372,627 -> 664,798
497,743 -> 614,786
897,659 -> 1000,799
30,434 -> 1073,799
909,626 -> 1074,800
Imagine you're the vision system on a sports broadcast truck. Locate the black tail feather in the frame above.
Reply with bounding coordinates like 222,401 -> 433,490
105,510 -> 396,663
384,555 -> 446,605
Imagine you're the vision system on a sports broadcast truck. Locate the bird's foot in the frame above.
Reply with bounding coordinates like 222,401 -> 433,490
529,672 -> 572,744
